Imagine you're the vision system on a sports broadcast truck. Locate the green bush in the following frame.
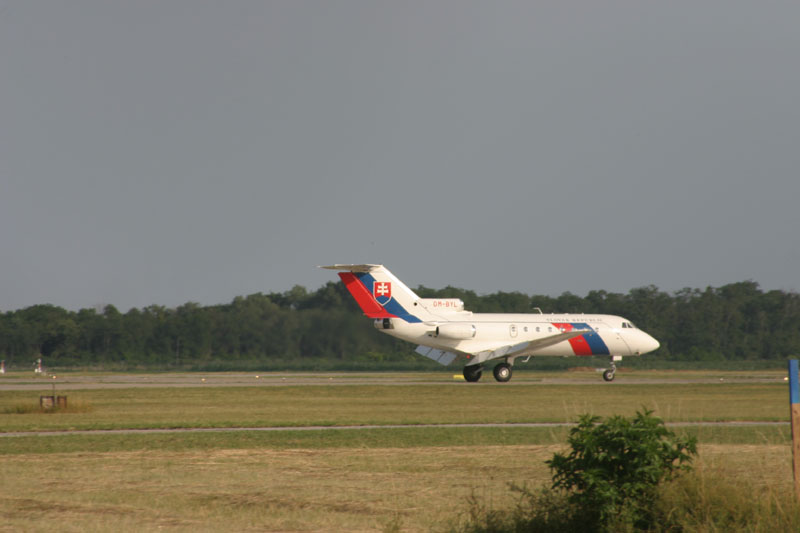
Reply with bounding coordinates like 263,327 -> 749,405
453,410 -> 698,533
547,409 -> 697,530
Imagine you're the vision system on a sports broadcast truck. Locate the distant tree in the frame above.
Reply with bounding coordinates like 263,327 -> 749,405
553,292 -> 580,313
8,305 -> 79,362
174,303 -> 212,360
481,291 -> 532,313
1,279 -> 800,368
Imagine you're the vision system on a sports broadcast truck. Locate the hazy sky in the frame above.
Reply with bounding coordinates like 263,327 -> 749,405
2,1 -> 799,311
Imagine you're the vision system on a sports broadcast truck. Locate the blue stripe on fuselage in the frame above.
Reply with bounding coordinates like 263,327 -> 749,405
355,273 -> 422,323
571,322 -> 610,355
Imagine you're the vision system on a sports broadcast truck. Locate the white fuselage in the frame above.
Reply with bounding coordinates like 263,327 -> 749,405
378,312 -> 659,364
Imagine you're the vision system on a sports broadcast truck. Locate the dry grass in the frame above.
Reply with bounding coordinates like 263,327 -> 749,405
0,445 -> 557,532
652,445 -> 800,532
0,444 -> 795,532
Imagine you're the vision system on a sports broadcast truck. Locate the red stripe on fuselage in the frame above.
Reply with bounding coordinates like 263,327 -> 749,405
551,322 -> 593,356
339,272 -> 395,319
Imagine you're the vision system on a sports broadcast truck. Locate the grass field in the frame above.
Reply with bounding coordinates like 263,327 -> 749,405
0,370 -> 797,532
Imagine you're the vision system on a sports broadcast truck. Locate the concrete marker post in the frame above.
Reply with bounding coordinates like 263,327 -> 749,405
789,359 -> 800,500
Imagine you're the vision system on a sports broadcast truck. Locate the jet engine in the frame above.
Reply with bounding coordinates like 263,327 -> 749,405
434,323 -> 476,340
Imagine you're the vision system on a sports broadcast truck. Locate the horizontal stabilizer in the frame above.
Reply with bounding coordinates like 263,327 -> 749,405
319,264 -> 381,272
415,345 -> 458,365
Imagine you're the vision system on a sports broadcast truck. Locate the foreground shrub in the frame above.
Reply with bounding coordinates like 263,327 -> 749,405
453,409 -> 698,533
456,468 -> 800,533
548,409 -> 697,530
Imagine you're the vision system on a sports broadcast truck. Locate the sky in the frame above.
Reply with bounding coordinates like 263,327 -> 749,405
1,1 -> 799,312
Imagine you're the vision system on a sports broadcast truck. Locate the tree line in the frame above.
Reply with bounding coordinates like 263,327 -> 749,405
1,280 -> 798,369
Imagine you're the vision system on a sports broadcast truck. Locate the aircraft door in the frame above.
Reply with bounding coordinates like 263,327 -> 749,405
601,324 -> 633,355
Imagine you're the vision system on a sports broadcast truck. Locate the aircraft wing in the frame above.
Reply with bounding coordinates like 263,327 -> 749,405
471,328 -> 592,365
415,346 -> 459,365
415,328 -> 593,366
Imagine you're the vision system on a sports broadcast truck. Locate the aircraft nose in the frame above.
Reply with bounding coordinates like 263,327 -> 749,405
643,334 -> 660,353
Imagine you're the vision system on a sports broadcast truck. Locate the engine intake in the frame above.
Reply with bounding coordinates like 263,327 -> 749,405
374,318 -> 394,330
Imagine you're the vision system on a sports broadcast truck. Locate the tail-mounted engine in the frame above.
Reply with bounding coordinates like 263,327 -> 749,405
434,323 -> 476,340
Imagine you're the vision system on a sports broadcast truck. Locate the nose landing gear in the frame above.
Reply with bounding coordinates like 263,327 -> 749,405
602,357 -> 621,382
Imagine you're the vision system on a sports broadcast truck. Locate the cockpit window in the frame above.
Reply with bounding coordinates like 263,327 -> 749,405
621,322 -> 636,329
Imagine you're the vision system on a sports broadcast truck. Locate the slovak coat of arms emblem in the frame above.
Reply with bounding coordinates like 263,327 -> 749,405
373,281 -> 392,305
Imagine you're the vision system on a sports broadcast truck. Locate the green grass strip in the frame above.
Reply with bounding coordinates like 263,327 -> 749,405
0,424 -> 789,455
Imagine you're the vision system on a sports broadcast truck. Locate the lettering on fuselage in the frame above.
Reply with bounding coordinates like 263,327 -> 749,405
546,317 -> 602,322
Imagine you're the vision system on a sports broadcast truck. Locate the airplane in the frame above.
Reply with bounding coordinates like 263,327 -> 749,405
320,264 -> 660,383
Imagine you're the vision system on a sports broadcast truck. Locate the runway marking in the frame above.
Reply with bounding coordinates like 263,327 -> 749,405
0,421 -> 787,438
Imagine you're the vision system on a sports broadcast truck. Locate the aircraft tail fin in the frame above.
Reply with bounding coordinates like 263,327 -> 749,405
319,264 -> 433,323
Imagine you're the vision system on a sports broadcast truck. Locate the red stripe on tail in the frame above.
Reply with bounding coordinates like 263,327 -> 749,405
339,273 -> 394,319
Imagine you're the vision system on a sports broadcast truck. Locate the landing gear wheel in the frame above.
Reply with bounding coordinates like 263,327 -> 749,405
493,362 -> 512,383
463,365 -> 483,383
602,369 -> 616,382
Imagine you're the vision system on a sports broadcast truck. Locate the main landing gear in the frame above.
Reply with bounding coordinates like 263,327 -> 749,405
463,362 -> 513,383
463,364 -> 483,382
493,362 -> 512,382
